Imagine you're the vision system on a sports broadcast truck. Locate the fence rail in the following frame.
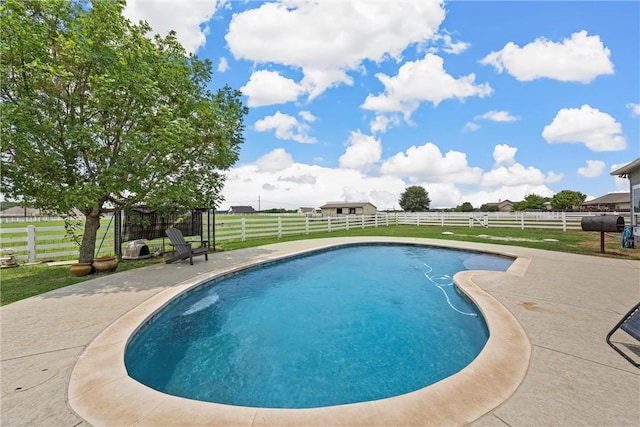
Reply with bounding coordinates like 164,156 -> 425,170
0,211 -> 631,262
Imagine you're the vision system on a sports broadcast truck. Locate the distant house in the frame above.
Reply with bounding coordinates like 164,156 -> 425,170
297,207 -> 319,215
484,200 -> 514,212
579,192 -> 630,212
0,206 -> 41,217
228,206 -> 256,215
319,202 -> 377,216
611,157 -> 640,241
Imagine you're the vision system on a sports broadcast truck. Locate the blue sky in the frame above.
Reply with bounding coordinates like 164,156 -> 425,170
124,0 -> 640,210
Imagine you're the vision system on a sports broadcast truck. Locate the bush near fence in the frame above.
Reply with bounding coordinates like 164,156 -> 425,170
0,211 -> 630,263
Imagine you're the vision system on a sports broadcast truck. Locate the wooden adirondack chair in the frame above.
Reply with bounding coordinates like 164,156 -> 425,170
165,228 -> 209,265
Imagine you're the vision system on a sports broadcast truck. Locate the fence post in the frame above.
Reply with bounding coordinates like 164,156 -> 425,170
27,225 -> 36,263
375,214 -> 378,228
278,217 -> 282,239
562,211 -> 566,231
241,218 -> 246,242
469,217 -> 473,228
346,216 -> 350,230
483,214 -> 488,227
328,216 -> 332,233
417,213 -> 420,226
305,216 -> 309,234
520,212 -> 525,230
441,212 -> 444,227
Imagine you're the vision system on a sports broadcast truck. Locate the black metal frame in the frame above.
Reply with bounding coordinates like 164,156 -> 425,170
114,207 -> 214,260
606,302 -> 640,368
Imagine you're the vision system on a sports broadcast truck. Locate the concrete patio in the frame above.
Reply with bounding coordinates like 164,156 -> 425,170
1,237 -> 639,426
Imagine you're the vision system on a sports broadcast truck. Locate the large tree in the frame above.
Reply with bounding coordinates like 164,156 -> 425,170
1,0 -> 248,262
550,190 -> 587,210
398,186 -> 431,212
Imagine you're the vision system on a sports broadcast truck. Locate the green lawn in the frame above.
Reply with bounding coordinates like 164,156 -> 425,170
1,225 -> 637,306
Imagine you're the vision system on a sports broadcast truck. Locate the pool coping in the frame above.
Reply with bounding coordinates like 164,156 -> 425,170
67,238 -> 532,426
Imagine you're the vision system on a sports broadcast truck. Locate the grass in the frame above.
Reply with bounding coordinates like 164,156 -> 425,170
1,225 -> 638,306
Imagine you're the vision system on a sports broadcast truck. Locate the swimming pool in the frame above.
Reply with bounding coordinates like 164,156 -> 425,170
125,244 -> 513,408
68,237 -> 532,426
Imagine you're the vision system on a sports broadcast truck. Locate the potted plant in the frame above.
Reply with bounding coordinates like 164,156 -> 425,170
92,256 -> 119,273
70,262 -> 93,277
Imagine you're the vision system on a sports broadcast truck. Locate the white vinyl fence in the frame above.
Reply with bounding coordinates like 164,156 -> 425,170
0,211 -> 630,262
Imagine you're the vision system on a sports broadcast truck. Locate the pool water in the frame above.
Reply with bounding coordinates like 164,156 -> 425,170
125,244 -> 512,408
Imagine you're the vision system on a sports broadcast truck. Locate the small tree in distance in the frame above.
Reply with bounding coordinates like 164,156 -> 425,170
512,194 -> 547,211
550,190 -> 587,210
399,186 -> 431,212
455,202 -> 474,212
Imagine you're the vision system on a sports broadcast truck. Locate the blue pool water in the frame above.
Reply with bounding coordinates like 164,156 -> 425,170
125,244 -> 512,408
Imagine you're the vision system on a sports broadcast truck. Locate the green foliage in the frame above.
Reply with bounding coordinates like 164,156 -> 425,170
1,0 -> 248,262
479,203 -> 499,212
398,186 -> 431,212
551,190 -> 587,210
455,202 -> 474,212
512,194 -> 548,211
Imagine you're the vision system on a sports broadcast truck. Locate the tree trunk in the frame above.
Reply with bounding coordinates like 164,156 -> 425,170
79,207 -> 101,263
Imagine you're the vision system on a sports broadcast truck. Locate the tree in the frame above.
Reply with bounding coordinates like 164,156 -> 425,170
454,202 -> 474,212
398,186 -> 431,212
479,203 -> 499,212
550,190 -> 587,210
512,194 -> 547,211
1,0 -> 248,262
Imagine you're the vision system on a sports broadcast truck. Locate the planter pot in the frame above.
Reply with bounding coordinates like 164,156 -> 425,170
70,263 -> 93,277
92,256 -> 118,273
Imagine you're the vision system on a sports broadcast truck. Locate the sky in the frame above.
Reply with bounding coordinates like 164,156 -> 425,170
123,0 -> 640,211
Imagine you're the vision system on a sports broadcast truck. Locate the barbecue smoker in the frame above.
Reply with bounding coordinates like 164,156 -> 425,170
580,215 -> 625,253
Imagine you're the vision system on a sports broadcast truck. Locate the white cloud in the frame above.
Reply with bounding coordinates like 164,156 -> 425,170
542,104 -> 626,151
481,163 -> 547,187
255,148 -> 293,172
370,115 -> 400,134
217,57 -> 229,72
480,30 -> 614,83
379,142 -> 483,184
578,160 -> 606,177
278,174 -> 316,185
481,145 -> 559,189
545,171 -> 564,183
627,102 -> 640,118
463,122 -> 480,132
338,131 -> 382,172
441,34 -> 470,55
122,0 -> 221,53
493,144 -> 518,166
298,111 -> 317,123
361,54 -> 493,119
475,110 -> 520,122
241,70 -> 304,107
254,111 -> 316,143
226,0 -> 446,99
